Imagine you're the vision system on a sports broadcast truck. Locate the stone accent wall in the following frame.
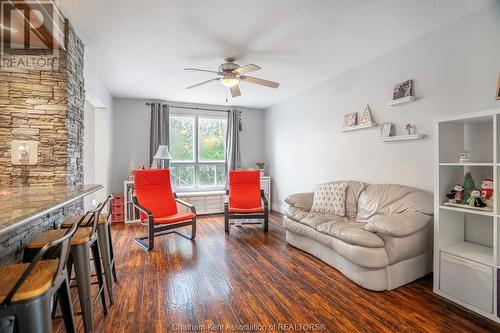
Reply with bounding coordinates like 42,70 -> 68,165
66,24 -> 85,187
0,23 -> 85,263
0,60 -> 69,186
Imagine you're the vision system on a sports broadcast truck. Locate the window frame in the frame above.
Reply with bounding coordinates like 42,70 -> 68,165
169,109 -> 228,192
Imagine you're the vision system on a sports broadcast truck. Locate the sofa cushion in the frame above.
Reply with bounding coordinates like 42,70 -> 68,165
315,232 -> 389,268
317,221 -> 385,248
285,192 -> 314,211
344,181 -> 366,219
363,212 -> 432,237
282,216 -> 318,240
285,206 -> 348,228
356,184 -> 433,222
311,182 -> 348,216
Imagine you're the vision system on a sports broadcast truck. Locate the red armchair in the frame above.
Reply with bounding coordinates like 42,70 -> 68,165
132,169 -> 196,251
224,170 -> 269,233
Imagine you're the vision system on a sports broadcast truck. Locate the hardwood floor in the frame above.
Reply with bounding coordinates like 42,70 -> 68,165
53,212 -> 500,332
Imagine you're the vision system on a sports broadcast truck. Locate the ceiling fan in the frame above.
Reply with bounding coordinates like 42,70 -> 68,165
184,58 -> 279,98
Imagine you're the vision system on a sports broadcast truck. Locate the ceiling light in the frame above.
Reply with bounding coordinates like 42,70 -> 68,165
220,76 -> 239,88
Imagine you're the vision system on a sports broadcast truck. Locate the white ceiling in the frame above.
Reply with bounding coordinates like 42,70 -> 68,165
59,0 -> 493,109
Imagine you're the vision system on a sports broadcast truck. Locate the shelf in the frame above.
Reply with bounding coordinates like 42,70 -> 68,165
439,162 -> 494,166
381,134 -> 424,142
341,123 -> 378,132
387,96 -> 415,106
440,204 -> 494,217
441,241 -> 493,266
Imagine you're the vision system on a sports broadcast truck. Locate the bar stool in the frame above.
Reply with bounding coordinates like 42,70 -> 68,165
23,204 -> 107,333
0,222 -> 78,333
61,194 -> 117,305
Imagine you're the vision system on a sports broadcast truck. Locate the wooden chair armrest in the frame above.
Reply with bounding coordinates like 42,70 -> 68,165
175,198 -> 196,213
261,190 -> 268,209
132,195 -> 154,223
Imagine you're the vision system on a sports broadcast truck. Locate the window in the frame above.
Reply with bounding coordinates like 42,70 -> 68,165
169,111 -> 227,191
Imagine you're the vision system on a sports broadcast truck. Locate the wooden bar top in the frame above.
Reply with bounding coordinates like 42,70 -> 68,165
0,184 -> 102,236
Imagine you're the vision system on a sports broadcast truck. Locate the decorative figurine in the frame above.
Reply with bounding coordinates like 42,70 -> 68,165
127,161 -> 135,181
467,189 -> 487,208
459,151 -> 472,163
462,171 -> 475,203
359,105 -> 373,125
481,178 -> 494,208
446,184 -> 464,204
405,123 -> 412,135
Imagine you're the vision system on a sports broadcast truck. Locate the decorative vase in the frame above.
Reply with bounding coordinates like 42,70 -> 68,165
259,170 -> 264,177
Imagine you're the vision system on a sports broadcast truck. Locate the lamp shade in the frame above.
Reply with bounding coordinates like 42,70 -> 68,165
153,145 -> 172,160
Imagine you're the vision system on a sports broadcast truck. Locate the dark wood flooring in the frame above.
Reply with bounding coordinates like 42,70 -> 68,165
53,212 -> 500,332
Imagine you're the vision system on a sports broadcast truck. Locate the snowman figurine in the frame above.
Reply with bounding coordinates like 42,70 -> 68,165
481,178 -> 494,208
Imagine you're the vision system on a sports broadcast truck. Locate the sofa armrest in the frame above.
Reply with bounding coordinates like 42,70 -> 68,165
284,192 -> 313,211
363,212 -> 432,237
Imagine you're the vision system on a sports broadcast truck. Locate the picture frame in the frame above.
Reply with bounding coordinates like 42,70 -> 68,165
393,80 -> 413,100
380,123 -> 392,138
343,112 -> 357,127
496,73 -> 500,100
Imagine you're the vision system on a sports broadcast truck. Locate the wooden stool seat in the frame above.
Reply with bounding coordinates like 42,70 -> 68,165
60,214 -> 108,229
0,260 -> 58,303
25,227 -> 93,249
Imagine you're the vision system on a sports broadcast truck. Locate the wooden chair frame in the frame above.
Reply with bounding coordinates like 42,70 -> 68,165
224,189 -> 269,233
132,193 -> 196,252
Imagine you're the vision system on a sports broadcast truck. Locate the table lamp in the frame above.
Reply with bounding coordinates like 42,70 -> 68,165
153,145 -> 172,168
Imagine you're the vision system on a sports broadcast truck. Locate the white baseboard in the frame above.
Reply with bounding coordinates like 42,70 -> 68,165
272,203 -> 285,214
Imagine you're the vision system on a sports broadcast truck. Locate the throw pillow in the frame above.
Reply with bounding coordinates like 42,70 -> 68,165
311,182 -> 348,216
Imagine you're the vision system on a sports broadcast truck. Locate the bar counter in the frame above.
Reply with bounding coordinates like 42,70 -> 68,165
0,184 -> 102,237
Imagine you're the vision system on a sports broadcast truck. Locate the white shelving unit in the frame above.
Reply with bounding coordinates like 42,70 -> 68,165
340,123 -> 378,132
434,108 -> 500,322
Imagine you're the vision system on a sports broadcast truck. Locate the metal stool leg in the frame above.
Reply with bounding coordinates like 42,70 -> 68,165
15,294 -> 52,333
90,241 -> 108,315
107,223 -> 118,283
97,223 -> 114,305
58,274 -> 76,333
71,243 -> 93,333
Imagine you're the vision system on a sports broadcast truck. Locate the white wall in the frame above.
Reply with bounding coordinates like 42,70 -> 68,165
110,98 -> 266,194
265,3 -> 500,211
83,47 -> 114,203
83,101 -> 96,210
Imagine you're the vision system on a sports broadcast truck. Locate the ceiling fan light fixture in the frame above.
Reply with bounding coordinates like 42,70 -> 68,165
220,76 -> 239,88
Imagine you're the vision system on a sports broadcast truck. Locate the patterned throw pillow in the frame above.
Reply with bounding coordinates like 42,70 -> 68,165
311,182 -> 348,216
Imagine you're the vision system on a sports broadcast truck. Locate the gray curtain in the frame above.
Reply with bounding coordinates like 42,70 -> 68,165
149,102 -> 170,168
226,109 -> 241,174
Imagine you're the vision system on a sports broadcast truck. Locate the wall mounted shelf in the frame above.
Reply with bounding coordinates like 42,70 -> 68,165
381,134 -> 424,142
387,96 -> 416,106
439,162 -> 494,166
340,123 -> 378,132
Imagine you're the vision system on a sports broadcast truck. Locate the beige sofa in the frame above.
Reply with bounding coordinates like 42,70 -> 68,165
283,181 -> 433,291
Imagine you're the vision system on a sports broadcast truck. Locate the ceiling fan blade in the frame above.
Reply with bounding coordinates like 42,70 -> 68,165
184,67 -> 219,74
240,75 -> 279,88
232,64 -> 261,75
186,78 -> 220,89
230,85 -> 241,98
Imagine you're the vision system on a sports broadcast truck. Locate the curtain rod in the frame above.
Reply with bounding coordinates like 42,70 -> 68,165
146,102 -> 231,113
